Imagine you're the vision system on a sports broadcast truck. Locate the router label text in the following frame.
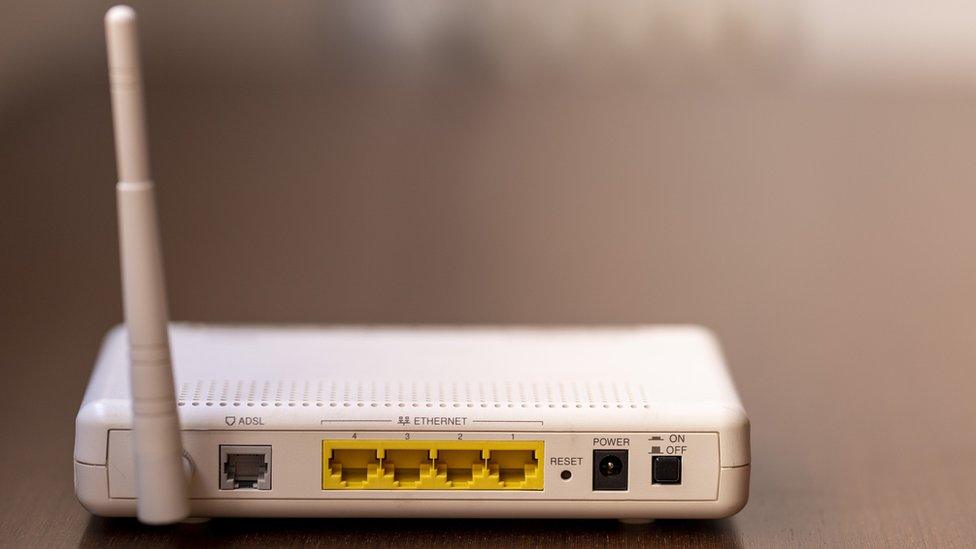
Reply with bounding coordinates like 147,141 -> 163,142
593,437 -> 630,447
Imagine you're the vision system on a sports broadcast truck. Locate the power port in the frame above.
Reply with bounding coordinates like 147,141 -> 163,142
592,450 -> 628,491
652,455 -> 681,485
220,445 -> 271,490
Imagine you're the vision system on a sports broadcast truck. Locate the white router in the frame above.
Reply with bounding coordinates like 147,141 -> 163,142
74,6 -> 750,524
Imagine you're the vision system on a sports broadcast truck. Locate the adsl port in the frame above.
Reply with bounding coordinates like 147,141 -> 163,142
220,445 -> 272,490
322,440 -> 544,490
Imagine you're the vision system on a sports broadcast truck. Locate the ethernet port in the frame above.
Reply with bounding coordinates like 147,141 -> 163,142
435,449 -> 483,486
383,449 -> 431,486
329,449 -> 379,486
487,449 -> 538,486
220,445 -> 271,490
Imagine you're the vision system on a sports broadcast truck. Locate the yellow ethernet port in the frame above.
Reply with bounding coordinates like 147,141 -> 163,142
322,440 -> 544,490
384,449 -> 429,487
329,449 -> 378,487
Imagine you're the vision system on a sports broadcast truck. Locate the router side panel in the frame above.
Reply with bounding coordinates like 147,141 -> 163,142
74,462 -> 131,517
695,331 -> 751,467
75,326 -> 130,466
714,405 -> 750,467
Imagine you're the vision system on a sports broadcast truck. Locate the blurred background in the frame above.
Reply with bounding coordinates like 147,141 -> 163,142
2,1 -> 976,545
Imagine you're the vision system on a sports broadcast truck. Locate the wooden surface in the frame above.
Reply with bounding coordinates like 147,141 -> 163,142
3,2 -> 976,545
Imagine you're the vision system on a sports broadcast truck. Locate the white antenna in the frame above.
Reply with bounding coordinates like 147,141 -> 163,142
105,5 -> 190,524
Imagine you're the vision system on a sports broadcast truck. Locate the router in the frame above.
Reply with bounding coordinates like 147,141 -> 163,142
74,6 -> 750,524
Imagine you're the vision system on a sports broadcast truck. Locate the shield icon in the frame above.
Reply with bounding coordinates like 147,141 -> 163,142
224,416 -> 236,427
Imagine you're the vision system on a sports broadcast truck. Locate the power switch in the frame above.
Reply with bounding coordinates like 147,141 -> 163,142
652,456 -> 681,484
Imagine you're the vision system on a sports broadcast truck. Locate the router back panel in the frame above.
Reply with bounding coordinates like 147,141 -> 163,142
75,325 -> 750,520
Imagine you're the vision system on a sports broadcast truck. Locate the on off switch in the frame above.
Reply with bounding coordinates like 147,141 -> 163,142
652,455 -> 682,484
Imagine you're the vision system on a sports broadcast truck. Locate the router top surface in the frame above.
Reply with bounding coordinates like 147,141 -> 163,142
76,323 -> 749,469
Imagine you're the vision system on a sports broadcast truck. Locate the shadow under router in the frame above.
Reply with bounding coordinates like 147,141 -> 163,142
73,6 -> 750,524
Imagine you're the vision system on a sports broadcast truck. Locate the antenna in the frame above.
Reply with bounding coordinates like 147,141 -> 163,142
105,5 -> 189,524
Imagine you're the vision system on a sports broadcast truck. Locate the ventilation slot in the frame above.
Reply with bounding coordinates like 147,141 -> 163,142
176,380 -> 651,409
